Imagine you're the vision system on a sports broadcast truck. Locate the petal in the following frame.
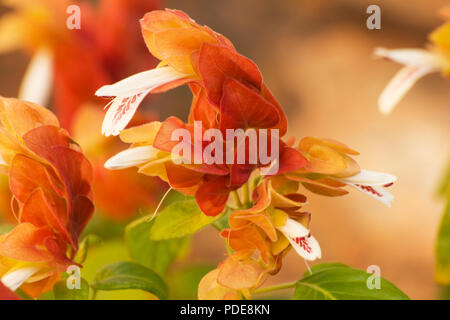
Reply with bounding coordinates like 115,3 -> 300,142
219,78 -> 280,131
277,218 -> 309,238
378,65 -> 437,115
153,27 -> 217,74
195,176 -> 230,216
339,169 -> 396,186
1,266 -> 41,292
229,212 -> 277,242
221,226 -> 269,262
97,67 -> 190,136
375,48 -> 447,114
198,269 -> 236,300
101,90 -> 152,137
119,121 -> 162,144
299,141 -> 347,175
20,188 -> 70,245
18,48 -> 53,106
140,10 -> 191,60
165,161 -> 203,189
198,42 -> 263,105
40,146 -> 93,199
346,184 -> 394,207
260,84 -> 287,136
104,146 -> 160,170
375,48 -> 447,68
0,97 -> 59,138
188,83 -> 218,129
9,154 -> 61,205
217,254 -> 265,290
70,195 -> 94,245
275,144 -> 308,175
277,218 -> 321,261
22,125 -> 71,160
0,223 -> 53,262
95,66 -> 188,98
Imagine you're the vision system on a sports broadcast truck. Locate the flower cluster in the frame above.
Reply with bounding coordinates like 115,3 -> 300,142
375,7 -> 450,114
0,97 -> 94,297
98,9 -> 397,299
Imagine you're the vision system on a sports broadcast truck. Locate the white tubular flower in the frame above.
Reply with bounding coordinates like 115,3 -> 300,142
95,66 -> 189,136
337,169 -> 397,207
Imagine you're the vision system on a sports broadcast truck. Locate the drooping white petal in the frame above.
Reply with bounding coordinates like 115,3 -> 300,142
374,48 -> 446,69
337,170 -> 396,207
104,146 -> 160,170
97,66 -> 189,136
101,89 -> 151,136
95,66 -> 188,98
378,65 -> 436,115
277,218 -> 321,261
348,184 -> 394,207
338,169 -> 396,186
374,48 -> 447,114
18,47 -> 53,106
1,267 -> 40,291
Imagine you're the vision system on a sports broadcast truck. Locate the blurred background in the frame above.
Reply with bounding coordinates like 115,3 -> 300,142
0,0 -> 449,299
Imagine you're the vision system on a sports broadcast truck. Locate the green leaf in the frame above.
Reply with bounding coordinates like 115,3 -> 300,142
53,278 -> 90,300
436,202 -> 450,285
125,215 -> 190,275
91,261 -> 168,300
302,263 -> 347,277
438,161 -> 450,198
294,263 -> 409,300
74,234 -> 102,264
149,200 -> 219,240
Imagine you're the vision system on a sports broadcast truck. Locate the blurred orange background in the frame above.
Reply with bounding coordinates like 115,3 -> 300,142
0,0 -> 449,299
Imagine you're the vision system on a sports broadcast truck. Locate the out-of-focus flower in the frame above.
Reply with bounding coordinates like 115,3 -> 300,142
0,0 -> 160,130
375,10 -> 450,114
0,97 -> 94,297
0,0 -> 165,221
285,137 -> 397,206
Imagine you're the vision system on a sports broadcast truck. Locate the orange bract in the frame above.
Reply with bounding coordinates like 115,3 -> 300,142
0,97 -> 94,297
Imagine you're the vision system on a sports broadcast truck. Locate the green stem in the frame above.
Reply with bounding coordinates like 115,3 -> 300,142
91,289 -> 98,300
224,238 -> 233,256
231,190 -> 243,208
242,183 -> 250,205
252,281 -> 297,295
